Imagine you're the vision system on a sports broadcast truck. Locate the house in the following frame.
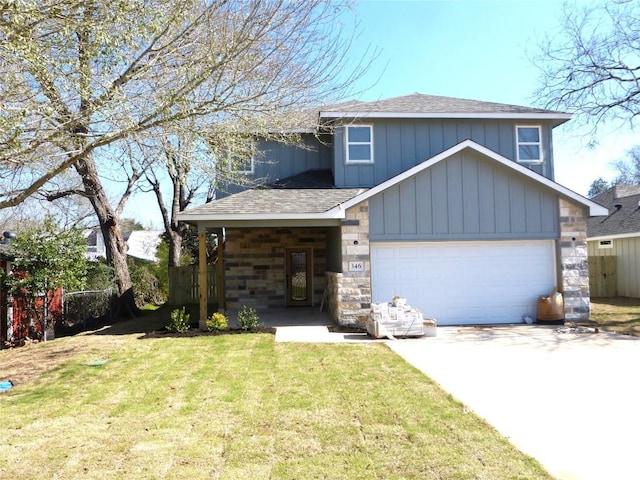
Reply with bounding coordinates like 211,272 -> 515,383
587,185 -> 640,297
0,239 -> 12,345
0,233 -> 63,345
177,93 -> 607,327
85,229 -> 163,262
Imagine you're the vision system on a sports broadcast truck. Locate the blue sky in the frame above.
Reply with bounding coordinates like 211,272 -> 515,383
345,0 -> 549,104
125,0 -> 636,227
338,0 -> 637,190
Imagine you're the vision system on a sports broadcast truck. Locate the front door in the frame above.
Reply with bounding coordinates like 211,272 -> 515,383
285,248 -> 313,306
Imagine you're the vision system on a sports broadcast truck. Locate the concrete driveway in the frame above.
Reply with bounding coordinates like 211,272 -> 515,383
388,325 -> 640,480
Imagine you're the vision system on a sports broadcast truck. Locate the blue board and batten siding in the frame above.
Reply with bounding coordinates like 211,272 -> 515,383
369,149 -> 559,241
334,119 -> 554,188
257,135 -> 332,179
219,134 -> 332,197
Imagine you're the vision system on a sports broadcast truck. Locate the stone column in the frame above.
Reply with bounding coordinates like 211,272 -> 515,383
558,198 -> 590,321
335,201 -> 371,325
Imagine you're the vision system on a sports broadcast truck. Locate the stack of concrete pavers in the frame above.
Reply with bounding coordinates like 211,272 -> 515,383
367,298 -> 425,338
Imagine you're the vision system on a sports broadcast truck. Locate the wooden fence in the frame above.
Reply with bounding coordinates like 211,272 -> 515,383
588,256 -> 617,298
168,265 -> 217,305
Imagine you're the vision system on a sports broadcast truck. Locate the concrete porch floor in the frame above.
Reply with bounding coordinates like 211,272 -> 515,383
220,307 -> 382,343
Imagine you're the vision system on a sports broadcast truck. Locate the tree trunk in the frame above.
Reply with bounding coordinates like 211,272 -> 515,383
75,153 -> 140,317
167,229 -> 183,268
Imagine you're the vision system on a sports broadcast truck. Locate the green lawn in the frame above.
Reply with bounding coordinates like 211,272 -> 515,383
0,318 -> 550,479
587,297 -> 640,336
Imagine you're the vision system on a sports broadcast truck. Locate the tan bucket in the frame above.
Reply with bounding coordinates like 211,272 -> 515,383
537,287 -> 564,322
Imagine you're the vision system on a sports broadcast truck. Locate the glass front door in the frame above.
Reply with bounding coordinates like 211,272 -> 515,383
285,248 -> 313,306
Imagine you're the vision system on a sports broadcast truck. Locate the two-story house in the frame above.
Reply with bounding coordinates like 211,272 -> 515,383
177,93 -> 607,327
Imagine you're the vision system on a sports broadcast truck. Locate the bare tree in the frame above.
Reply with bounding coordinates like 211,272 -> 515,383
140,133 -> 209,268
533,0 -> 640,130
586,146 -> 640,196
611,146 -> 640,185
0,0 -> 374,314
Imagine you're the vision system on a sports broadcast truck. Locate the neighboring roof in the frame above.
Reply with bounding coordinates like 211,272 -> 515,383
126,231 -> 163,262
178,140 -> 606,226
319,93 -> 572,124
84,228 -> 162,262
587,185 -> 640,239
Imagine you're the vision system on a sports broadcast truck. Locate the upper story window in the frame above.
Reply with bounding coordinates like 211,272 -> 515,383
516,126 -> 542,163
227,144 -> 255,175
346,125 -> 373,164
229,155 -> 255,175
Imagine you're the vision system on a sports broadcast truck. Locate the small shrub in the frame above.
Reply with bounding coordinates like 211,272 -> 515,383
237,305 -> 261,331
206,312 -> 229,332
167,307 -> 190,333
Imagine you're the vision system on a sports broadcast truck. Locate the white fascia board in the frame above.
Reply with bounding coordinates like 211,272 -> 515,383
337,139 -> 608,217
588,232 -> 640,241
180,219 -> 343,229
320,111 -> 572,121
176,210 -> 347,223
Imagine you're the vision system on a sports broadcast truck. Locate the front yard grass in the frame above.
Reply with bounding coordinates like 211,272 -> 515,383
0,317 -> 550,479
587,296 -> 640,336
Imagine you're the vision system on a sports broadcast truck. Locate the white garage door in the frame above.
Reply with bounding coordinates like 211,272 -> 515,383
371,241 -> 556,325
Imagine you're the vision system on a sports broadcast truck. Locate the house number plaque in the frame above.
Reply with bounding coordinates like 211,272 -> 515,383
348,261 -> 364,272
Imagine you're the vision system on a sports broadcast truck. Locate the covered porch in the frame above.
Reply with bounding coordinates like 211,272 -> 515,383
184,222 -> 344,329
175,171 -> 373,329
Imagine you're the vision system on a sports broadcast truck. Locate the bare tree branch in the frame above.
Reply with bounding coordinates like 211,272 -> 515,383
532,0 -> 640,132
0,0 -> 377,310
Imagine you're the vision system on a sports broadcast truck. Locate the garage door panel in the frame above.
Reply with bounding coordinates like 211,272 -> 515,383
371,241 -> 556,325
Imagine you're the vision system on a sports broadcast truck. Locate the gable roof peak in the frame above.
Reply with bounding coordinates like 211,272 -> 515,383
319,92 -> 571,124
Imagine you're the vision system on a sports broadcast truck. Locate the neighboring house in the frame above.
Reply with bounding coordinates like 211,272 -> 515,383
85,229 -> 163,262
0,234 -> 63,345
177,93 -> 607,327
0,240 -> 12,344
587,185 -> 640,298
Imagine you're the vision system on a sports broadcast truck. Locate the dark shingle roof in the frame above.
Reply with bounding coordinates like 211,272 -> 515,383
320,93 -> 569,117
587,185 -> 640,237
183,170 -> 363,217
267,169 -> 334,189
184,189 -> 363,216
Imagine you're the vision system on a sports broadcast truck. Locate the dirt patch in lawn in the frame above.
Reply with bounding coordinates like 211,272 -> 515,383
0,307 -> 280,385
0,309 -> 167,385
585,297 -> 640,337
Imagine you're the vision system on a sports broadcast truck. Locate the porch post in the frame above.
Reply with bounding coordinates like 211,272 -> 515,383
198,225 -> 208,330
215,228 -> 225,311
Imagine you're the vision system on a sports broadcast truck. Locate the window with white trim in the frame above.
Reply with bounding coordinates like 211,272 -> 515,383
346,125 -> 373,164
227,145 -> 255,175
516,126 -> 542,163
598,240 -> 613,249
229,155 -> 254,175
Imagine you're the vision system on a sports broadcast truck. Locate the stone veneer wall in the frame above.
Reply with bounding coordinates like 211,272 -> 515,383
558,198 -> 590,321
224,227 -> 327,310
328,201 -> 372,326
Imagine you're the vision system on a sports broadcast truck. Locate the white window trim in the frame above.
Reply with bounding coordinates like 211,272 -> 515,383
515,125 -> 543,164
227,150 -> 255,175
345,125 -> 374,164
598,239 -> 614,249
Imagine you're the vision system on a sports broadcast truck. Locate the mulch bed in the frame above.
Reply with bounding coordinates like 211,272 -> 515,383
141,326 -> 276,339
